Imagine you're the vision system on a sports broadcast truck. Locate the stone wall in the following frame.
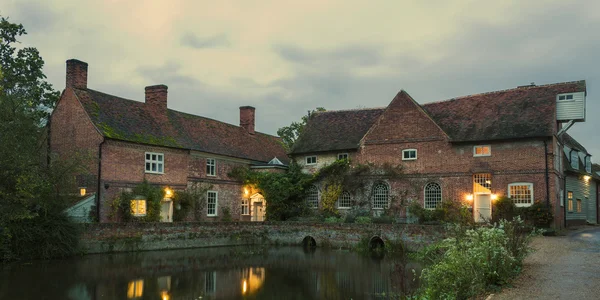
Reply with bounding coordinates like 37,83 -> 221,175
80,222 -> 444,254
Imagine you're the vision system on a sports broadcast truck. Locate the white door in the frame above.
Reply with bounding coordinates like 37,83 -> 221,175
160,200 -> 173,222
474,194 -> 492,223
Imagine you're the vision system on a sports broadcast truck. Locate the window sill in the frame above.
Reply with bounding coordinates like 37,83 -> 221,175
473,155 -> 491,157
207,215 -> 218,217
338,207 -> 351,210
145,171 -> 164,175
132,215 -> 147,217
207,174 -> 216,177
402,158 -> 417,161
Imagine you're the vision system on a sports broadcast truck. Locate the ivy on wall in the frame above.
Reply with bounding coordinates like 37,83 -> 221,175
172,183 -> 211,222
111,180 -> 163,222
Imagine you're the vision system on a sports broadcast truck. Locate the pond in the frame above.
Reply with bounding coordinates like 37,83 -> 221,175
1,246 -> 422,299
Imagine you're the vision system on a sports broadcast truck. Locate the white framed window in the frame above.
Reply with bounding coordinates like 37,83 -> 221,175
306,156 -> 317,165
424,182 -> 442,209
207,191 -> 218,216
337,191 -> 352,209
338,153 -> 349,160
241,198 -> 249,215
206,158 -> 216,176
558,93 -> 574,101
577,199 -> 582,213
508,183 -> 534,207
570,151 -> 579,170
402,149 -> 417,160
585,156 -> 592,173
306,185 -> 319,208
145,152 -> 164,173
473,145 -> 491,157
568,191 -> 573,212
372,182 -> 389,209
130,199 -> 147,216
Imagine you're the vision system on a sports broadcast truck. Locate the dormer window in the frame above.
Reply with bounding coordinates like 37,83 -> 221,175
570,150 -> 579,170
338,153 -> 348,160
558,94 -> 574,101
306,156 -> 317,165
585,156 -> 592,173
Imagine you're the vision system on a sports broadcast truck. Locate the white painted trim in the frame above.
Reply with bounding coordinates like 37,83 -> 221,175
402,149 -> 417,161
206,158 -> 217,176
145,152 -> 165,174
131,199 -> 147,217
473,145 -> 491,157
207,190 -> 218,216
423,182 -> 442,210
305,155 -> 317,165
557,93 -> 575,102
507,182 -> 534,207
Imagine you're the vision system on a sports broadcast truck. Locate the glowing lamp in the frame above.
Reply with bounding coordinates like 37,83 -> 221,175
466,194 -> 473,201
491,194 -> 498,200
79,187 -> 86,196
243,280 -> 248,294
244,188 -> 249,196
164,187 -> 173,198
584,175 -> 591,182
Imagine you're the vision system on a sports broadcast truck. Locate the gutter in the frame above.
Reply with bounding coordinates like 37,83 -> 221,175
564,176 -> 568,228
544,140 -> 550,207
96,139 -> 105,222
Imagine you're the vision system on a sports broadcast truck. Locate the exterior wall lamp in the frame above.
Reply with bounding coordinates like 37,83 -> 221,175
164,187 -> 173,198
466,194 -> 473,201
79,187 -> 86,196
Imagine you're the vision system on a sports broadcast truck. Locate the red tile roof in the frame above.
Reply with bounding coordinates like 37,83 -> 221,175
423,81 -> 586,142
291,108 -> 385,154
73,88 -> 288,163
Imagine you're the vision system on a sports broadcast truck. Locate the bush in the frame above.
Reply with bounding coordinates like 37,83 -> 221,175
493,198 -> 554,228
221,207 -> 233,222
372,215 -> 395,224
408,201 -> 473,225
492,196 -> 517,222
4,212 -> 80,260
418,218 -> 537,299
355,216 -> 372,224
116,180 -> 163,222
324,216 -> 343,223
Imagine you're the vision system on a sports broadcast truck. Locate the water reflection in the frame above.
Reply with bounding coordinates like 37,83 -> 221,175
0,247 -> 421,299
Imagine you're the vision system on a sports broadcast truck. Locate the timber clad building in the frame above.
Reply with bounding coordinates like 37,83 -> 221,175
290,81 -> 597,228
51,59 -> 287,223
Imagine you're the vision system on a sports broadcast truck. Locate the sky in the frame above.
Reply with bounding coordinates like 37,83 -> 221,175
3,0 -> 600,157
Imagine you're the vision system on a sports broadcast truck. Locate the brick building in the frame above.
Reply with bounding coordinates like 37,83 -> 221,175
50,59 -> 287,223
290,81 -> 592,228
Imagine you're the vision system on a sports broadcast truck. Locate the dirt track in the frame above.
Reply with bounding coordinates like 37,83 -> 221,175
492,226 -> 600,300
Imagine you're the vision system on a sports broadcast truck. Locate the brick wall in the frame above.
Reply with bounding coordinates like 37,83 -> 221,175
49,88 -> 104,192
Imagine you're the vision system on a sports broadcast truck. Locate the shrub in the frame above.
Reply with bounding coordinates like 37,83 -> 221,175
372,215 -> 395,224
324,216 -> 343,223
492,196 -> 517,222
116,180 -> 163,222
5,212 -> 80,260
355,216 -> 372,224
418,217 -> 537,299
221,207 -> 233,222
521,201 -> 554,228
408,201 -> 473,225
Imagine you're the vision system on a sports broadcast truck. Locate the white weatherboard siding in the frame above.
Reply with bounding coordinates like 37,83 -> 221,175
566,176 -> 597,223
556,92 -> 585,121
65,194 -> 96,223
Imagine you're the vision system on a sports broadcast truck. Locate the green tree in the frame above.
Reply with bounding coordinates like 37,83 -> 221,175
277,107 -> 325,151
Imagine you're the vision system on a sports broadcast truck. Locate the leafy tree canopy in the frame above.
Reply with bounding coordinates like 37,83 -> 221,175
277,107 -> 325,152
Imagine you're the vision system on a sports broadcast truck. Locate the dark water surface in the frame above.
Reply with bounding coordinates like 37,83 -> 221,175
1,246 -> 421,299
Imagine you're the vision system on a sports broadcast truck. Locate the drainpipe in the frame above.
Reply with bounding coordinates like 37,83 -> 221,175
96,139 -> 105,222
564,176 -> 567,228
544,140 -> 550,207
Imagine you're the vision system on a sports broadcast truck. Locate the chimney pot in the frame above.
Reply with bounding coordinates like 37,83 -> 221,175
145,85 -> 168,112
240,106 -> 255,134
66,59 -> 88,89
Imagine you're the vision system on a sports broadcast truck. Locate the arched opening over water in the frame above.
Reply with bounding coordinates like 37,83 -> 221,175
369,236 -> 385,251
302,236 -> 317,249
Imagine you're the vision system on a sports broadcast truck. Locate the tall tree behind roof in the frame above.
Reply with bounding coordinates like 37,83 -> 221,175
277,107 -> 325,152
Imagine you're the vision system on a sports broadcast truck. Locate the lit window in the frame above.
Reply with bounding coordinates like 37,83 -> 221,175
130,199 -> 147,216
570,151 -> 579,170
127,280 -> 144,299
306,185 -> 319,208
473,173 -> 492,194
508,183 -> 534,207
568,191 -> 573,211
306,156 -> 317,165
424,182 -> 442,209
558,94 -> 574,101
372,182 -> 389,209
402,149 -> 417,160
206,158 -> 216,176
473,145 -> 491,157
145,152 -> 164,173
241,198 -> 249,215
337,191 -> 352,209
577,199 -> 582,213
338,153 -> 348,160
207,191 -> 218,216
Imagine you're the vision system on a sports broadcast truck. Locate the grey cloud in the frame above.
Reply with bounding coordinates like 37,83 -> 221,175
181,33 -> 230,49
136,62 -> 202,86
273,44 -> 383,67
10,0 -> 59,32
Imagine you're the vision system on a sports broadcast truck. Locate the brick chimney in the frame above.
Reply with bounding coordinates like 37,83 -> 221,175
145,85 -> 168,112
240,106 -> 255,134
66,59 -> 88,89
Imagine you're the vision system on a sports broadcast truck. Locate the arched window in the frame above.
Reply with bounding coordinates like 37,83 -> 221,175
306,185 -> 319,208
424,182 -> 442,209
337,191 -> 352,209
372,183 -> 389,209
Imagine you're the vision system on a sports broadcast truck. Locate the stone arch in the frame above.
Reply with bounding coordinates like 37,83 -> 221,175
368,235 -> 385,250
302,236 -> 317,249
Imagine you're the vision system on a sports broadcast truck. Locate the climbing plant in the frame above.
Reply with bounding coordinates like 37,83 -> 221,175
113,180 -> 163,222
172,182 -> 211,222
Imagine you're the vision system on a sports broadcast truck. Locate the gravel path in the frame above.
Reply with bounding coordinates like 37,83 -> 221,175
492,226 -> 600,300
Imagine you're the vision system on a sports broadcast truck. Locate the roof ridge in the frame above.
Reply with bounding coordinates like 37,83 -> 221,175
423,80 -> 586,106
84,88 -> 280,139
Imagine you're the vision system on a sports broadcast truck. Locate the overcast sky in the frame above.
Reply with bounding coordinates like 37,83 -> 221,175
3,0 -> 599,157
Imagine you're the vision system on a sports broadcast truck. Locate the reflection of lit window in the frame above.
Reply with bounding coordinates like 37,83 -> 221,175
158,276 -> 171,300
127,280 -> 144,299
130,199 -> 147,216
241,267 -> 265,295
205,271 -> 216,294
